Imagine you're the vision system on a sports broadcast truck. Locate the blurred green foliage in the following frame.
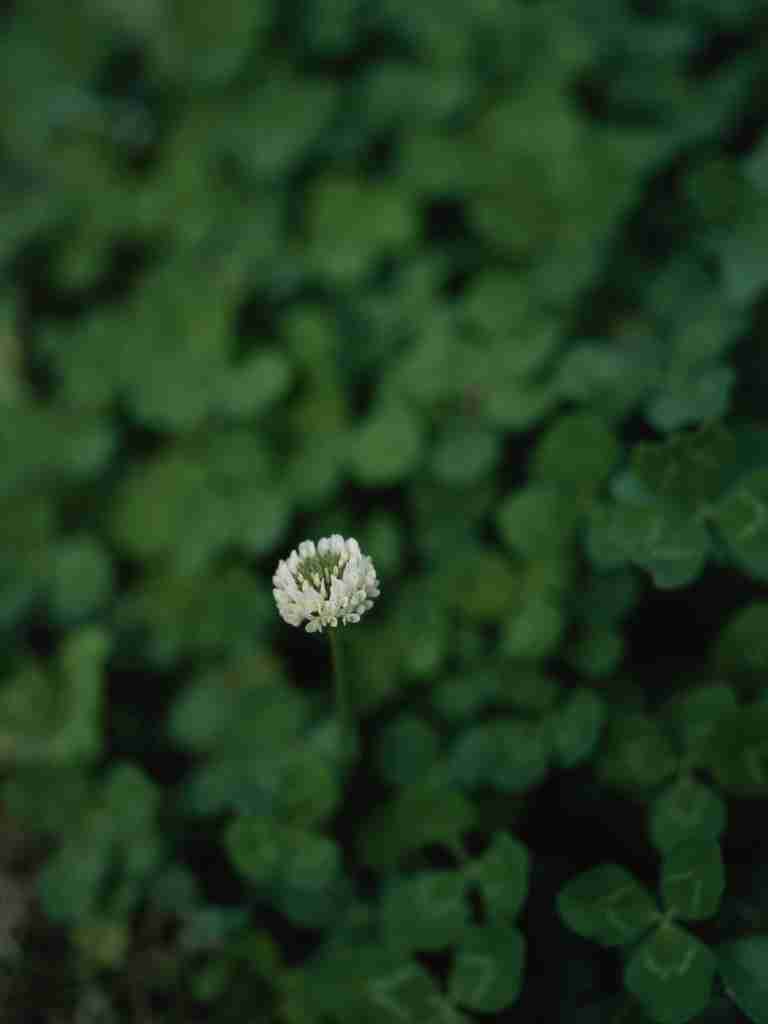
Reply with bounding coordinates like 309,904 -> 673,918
2,0 -> 768,1021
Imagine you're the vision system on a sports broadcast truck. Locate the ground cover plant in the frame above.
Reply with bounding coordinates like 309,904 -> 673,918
2,0 -> 768,1021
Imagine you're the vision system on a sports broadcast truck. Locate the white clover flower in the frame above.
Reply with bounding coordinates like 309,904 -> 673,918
273,535 -> 380,633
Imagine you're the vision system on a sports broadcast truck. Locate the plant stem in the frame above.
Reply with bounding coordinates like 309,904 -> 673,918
328,627 -> 354,760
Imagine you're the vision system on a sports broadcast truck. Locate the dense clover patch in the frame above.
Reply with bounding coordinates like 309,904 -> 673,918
1,0 -> 768,1021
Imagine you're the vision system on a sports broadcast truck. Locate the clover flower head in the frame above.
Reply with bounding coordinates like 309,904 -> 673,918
273,535 -> 380,633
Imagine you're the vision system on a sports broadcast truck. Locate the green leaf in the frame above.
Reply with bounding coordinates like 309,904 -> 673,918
464,303 -> 559,380
685,157 -> 751,227
216,349 -> 294,420
555,340 -> 662,420
281,831 -> 341,892
490,719 -> 553,792
716,603 -> 768,678
170,672 -> 308,756
469,832 -> 530,921
718,935 -> 768,1024
73,916 -> 130,969
363,960 -> 468,1024
448,924 -> 526,1012
110,452 -> 215,565
498,667 -> 560,714
557,864 -> 659,947
496,483 -> 578,558
483,373 -> 557,431
637,515 -> 711,590
192,958 -> 234,1003
1,765 -> 91,837
664,685 -> 738,756
397,593 -> 447,680
225,817 -> 283,887
578,570 -> 641,626
532,412 -> 620,495
308,177 -> 415,284
449,718 -> 552,793
460,271 -> 533,343
398,781 -> 477,851
49,535 -> 114,624
227,78 -> 337,179
431,423 -> 500,486
361,512 -> 404,576
707,704 -> 768,796
0,662 -> 55,753
381,871 -> 469,953
274,879 -> 348,932
274,751 -> 341,829
118,832 -> 165,893
468,160 -> 562,259
375,715 -> 441,786
501,597 -> 564,659
179,905 -> 249,953
552,688 -> 606,768
149,866 -> 200,916
360,780 -> 477,871
184,755 -> 271,817
348,402 -> 424,486
630,425 -> 734,514
586,502 -> 634,570
598,713 -> 678,792
448,725 -> 499,788
445,548 -> 523,624
226,817 -> 342,908
649,779 -> 727,855
156,0 -> 272,85
719,202 -> 768,305
567,624 -> 625,679
624,923 -> 717,1024
101,761 -> 161,841
660,840 -> 725,921
431,670 -> 500,721
712,470 -> 768,581
169,678 -> 243,753
587,503 -> 710,587
646,366 -> 735,433
0,493 -> 53,628
38,830 -> 112,923
49,626 -> 110,761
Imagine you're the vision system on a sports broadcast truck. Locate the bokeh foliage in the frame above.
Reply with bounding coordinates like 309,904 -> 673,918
2,0 -> 768,1021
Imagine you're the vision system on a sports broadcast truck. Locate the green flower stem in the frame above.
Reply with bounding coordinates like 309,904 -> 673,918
329,627 -> 355,761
